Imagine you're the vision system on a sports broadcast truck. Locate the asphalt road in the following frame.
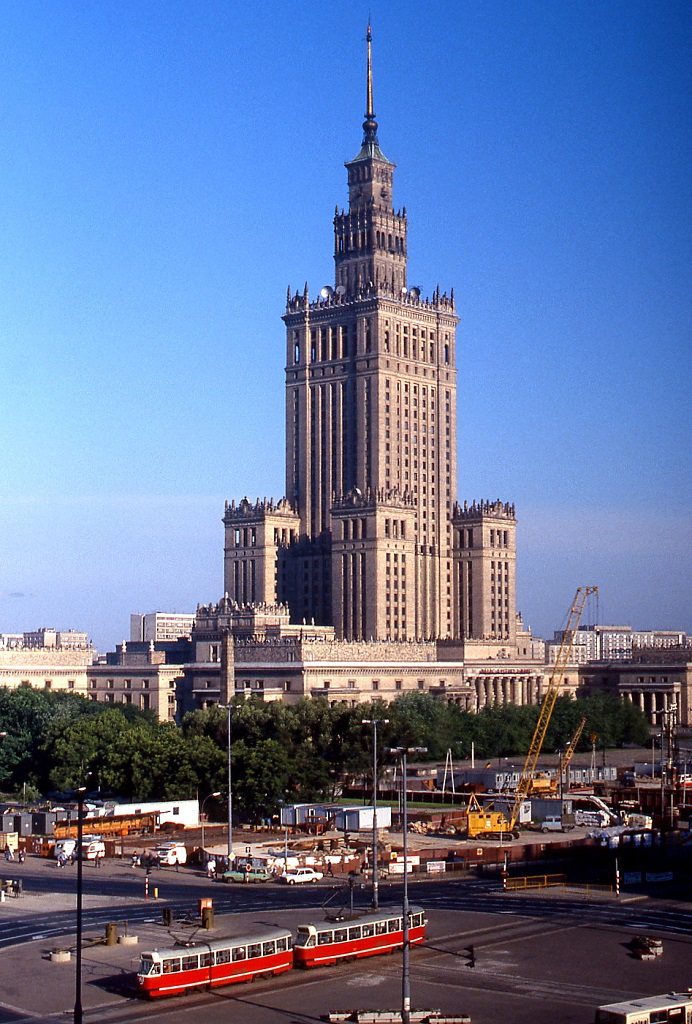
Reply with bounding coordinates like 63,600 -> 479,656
1,857 -> 691,1023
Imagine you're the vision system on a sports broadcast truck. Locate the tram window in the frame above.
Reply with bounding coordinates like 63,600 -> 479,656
296,928 -> 311,945
232,946 -> 247,961
216,949 -> 231,965
200,952 -> 213,968
348,927 -> 361,941
375,922 -> 387,935
162,957 -> 181,974
247,944 -> 261,959
411,913 -> 421,927
139,957 -> 159,975
334,928 -> 347,943
263,941 -> 276,956
388,919 -> 401,932
182,955 -> 198,972
362,924 -> 374,937
318,931 -> 332,945
276,938 -> 287,952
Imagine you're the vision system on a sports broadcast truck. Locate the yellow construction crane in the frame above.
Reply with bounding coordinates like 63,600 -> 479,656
555,716 -> 587,793
467,586 -> 597,840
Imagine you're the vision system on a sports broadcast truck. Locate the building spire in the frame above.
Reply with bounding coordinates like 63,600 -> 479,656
366,22 -> 374,121
362,21 -> 378,145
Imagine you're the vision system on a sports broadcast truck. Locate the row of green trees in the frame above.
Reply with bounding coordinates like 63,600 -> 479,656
0,687 -> 650,818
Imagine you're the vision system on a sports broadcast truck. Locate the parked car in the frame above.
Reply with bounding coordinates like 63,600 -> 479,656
281,867 -> 324,884
220,866 -> 272,883
153,842 -> 187,866
535,815 -> 574,833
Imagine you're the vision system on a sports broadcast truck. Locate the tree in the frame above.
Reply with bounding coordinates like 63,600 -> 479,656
232,739 -> 292,820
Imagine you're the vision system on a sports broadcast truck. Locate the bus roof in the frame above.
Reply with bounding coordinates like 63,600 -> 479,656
598,991 -> 692,1012
142,926 -> 292,959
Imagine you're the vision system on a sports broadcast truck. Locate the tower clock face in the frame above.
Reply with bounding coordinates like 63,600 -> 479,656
381,188 -> 389,200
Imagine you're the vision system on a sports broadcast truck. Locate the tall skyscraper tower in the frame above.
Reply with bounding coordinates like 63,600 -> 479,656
223,27 -> 516,646
282,27 -> 457,640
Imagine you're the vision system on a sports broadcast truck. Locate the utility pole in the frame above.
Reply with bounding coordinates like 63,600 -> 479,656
362,716 -> 388,909
74,785 -> 86,1024
219,704 -> 233,864
387,745 -> 426,1024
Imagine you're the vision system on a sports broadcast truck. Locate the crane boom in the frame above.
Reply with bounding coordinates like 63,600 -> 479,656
507,586 -> 597,829
557,716 -> 587,789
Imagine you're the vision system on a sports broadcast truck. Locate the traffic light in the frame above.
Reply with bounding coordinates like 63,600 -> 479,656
464,944 -> 476,968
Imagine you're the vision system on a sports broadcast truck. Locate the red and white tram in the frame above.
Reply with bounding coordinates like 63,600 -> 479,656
136,925 -> 293,998
293,905 -> 427,968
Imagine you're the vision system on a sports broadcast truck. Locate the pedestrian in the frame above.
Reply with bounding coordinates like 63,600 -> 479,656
206,858 -> 216,880
327,861 -> 333,877
4,848 -> 13,863
18,850 -> 25,863
131,853 -> 138,869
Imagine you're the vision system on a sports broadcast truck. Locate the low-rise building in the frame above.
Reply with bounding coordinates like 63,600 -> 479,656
0,646 -> 94,694
86,640 -> 189,720
177,597 -> 547,717
130,612 -> 195,643
579,645 -> 692,727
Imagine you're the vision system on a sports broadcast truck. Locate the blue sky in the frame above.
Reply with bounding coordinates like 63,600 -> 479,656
1,0 -> 690,650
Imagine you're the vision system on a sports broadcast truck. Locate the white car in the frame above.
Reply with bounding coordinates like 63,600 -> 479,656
281,867 -> 323,885
153,842 -> 187,866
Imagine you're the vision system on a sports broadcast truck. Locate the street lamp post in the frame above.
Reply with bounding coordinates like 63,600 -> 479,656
218,704 -> 233,865
361,717 -> 388,909
74,785 -> 86,1024
401,747 -> 411,1024
387,745 -> 426,1024
200,791 -> 221,851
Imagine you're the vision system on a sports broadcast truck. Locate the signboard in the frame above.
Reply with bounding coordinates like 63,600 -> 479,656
645,871 -> 673,883
426,861 -> 446,874
623,872 -> 642,885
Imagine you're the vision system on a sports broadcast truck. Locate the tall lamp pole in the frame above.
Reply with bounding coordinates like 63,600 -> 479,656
387,745 -> 426,1024
401,747 -> 411,1024
74,784 -> 86,1024
219,704 -> 233,864
362,717 -> 388,909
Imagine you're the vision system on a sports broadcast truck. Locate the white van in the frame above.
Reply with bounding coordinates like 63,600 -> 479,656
54,836 -> 106,860
153,842 -> 187,866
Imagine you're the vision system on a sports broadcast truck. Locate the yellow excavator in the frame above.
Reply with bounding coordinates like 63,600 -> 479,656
466,587 -> 597,840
